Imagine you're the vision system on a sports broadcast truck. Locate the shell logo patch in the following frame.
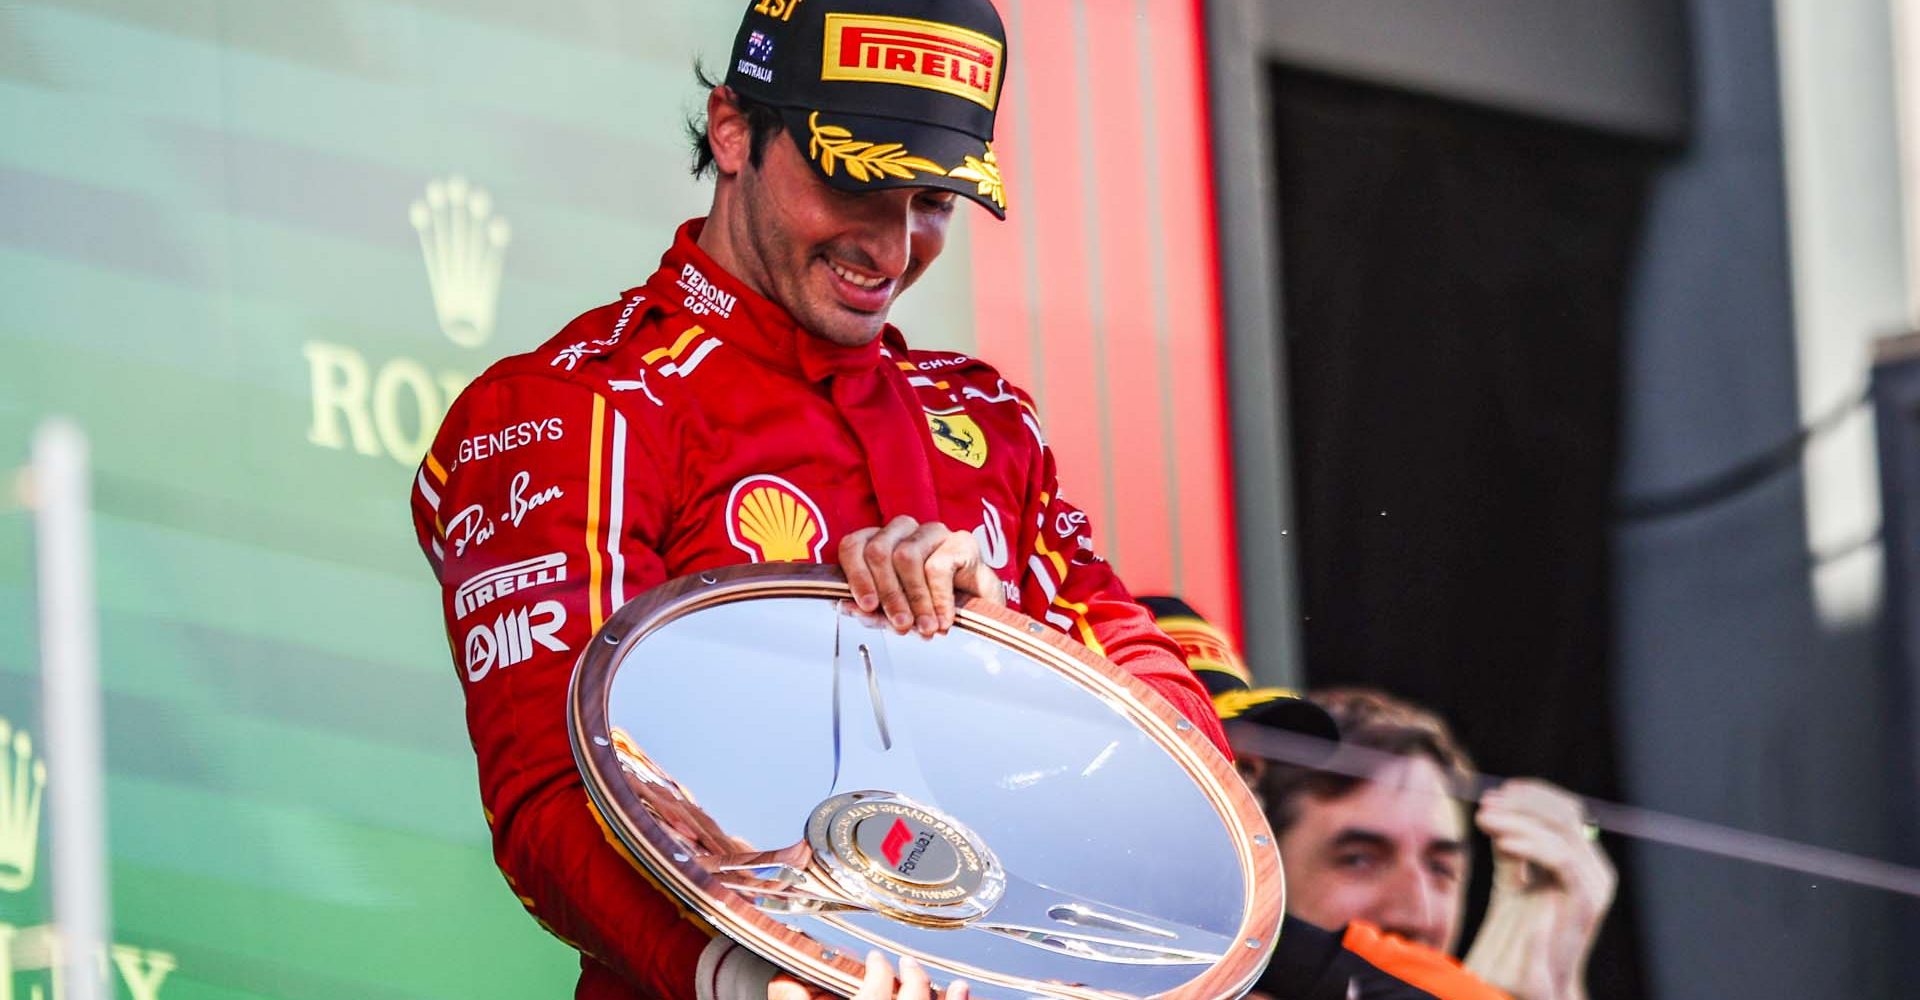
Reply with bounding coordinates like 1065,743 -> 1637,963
727,474 -> 829,563
925,410 -> 987,468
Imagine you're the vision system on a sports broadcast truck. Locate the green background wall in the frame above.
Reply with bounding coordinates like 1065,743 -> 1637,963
0,2 -> 977,995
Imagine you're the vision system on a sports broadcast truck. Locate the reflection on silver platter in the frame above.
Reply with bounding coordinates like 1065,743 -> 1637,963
569,564 -> 1283,999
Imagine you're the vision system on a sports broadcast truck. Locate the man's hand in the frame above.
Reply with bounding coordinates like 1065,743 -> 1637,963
839,516 -> 1001,637
768,952 -> 969,1000
1462,779 -> 1616,1000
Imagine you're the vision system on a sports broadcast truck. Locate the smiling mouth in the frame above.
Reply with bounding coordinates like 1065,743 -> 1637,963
827,258 -> 888,290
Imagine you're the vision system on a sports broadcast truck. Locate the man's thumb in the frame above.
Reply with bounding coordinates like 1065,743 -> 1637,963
766,976 -> 816,1000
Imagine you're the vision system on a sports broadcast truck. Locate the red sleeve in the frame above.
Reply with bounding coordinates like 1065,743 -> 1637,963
410,373 -> 714,997
1008,395 -> 1232,758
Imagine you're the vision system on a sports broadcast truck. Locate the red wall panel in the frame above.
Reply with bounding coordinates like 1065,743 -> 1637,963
971,0 -> 1240,639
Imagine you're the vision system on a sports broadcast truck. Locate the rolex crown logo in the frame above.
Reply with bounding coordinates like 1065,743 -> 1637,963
727,475 -> 829,564
410,176 -> 512,349
0,717 -> 47,894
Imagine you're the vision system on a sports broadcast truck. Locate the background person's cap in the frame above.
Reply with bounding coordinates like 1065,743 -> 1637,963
1139,595 -> 1341,744
723,0 -> 1009,217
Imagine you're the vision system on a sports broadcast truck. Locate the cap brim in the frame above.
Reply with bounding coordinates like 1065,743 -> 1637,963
779,107 -> 1007,219
1229,690 -> 1341,744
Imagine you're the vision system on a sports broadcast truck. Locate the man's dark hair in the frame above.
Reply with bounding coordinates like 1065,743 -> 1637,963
1260,688 -> 1478,836
688,64 -> 788,178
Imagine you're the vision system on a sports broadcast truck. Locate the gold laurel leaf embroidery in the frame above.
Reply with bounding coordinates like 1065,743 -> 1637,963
1211,689 -> 1269,720
946,146 -> 1006,209
807,111 -> 945,184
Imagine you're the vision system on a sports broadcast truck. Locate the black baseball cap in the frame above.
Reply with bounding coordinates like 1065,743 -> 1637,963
1139,596 -> 1341,744
723,0 -> 1009,218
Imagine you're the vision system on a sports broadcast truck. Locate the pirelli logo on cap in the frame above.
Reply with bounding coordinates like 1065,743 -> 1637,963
821,14 -> 1004,111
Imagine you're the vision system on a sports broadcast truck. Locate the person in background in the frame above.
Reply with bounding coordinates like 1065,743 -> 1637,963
1143,598 -> 1613,1000
1262,689 -> 1615,1000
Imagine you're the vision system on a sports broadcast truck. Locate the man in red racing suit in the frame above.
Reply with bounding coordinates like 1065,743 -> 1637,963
408,218 -> 1231,998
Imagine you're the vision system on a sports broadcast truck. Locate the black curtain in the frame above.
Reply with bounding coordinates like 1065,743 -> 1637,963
1271,67 -> 1660,999
1872,346 -> 1920,991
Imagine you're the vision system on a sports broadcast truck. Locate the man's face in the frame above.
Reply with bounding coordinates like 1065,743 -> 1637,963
727,117 -> 959,347
1276,756 -> 1469,954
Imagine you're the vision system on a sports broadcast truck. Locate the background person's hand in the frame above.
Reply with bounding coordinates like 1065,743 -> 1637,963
767,952 -> 969,1000
1463,779 -> 1616,1000
839,516 -> 1001,636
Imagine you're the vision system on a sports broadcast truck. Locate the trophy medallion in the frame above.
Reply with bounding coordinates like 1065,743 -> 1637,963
806,791 -> 1003,921
568,564 -> 1282,998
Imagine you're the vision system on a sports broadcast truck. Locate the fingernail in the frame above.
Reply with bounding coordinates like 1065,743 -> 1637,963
859,594 -> 878,611
892,611 -> 912,629
917,614 -> 936,635
900,956 -> 921,972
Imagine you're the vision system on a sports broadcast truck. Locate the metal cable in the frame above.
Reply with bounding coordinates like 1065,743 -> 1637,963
1228,723 -> 1920,900
1613,387 -> 1872,522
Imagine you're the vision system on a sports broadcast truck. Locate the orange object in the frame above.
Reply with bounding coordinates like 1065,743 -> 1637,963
1341,922 -> 1515,1000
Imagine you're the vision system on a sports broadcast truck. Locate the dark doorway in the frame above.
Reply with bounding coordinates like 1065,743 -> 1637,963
1271,66 -> 1663,999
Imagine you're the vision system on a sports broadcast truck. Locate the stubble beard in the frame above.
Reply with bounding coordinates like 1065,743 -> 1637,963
738,176 -> 891,348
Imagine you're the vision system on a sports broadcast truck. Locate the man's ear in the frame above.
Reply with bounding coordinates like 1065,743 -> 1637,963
706,87 -> 753,177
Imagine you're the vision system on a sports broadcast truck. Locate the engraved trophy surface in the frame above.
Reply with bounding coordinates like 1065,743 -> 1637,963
569,564 -> 1282,999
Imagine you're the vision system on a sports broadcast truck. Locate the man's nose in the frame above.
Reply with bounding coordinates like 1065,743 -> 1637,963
1374,862 -> 1442,946
847,192 -> 916,277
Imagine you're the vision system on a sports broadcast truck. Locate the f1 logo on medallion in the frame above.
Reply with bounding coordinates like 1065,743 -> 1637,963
881,818 -> 914,866
878,817 -> 938,877
465,600 -> 567,682
728,474 -> 830,563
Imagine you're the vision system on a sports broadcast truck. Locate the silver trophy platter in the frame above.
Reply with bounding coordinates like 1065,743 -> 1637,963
568,564 -> 1283,999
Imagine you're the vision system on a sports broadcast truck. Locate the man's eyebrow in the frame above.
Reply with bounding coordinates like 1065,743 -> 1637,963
1328,829 -> 1394,851
1325,830 -> 1468,857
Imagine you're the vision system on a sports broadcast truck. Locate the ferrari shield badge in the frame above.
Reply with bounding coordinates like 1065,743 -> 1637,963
925,410 -> 988,468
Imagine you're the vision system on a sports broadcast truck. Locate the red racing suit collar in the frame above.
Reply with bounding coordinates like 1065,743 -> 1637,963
644,218 -> 908,383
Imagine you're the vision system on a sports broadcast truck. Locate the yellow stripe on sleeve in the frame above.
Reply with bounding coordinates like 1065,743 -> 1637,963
1032,524 -> 1070,579
587,395 -> 607,632
1053,596 -> 1105,657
